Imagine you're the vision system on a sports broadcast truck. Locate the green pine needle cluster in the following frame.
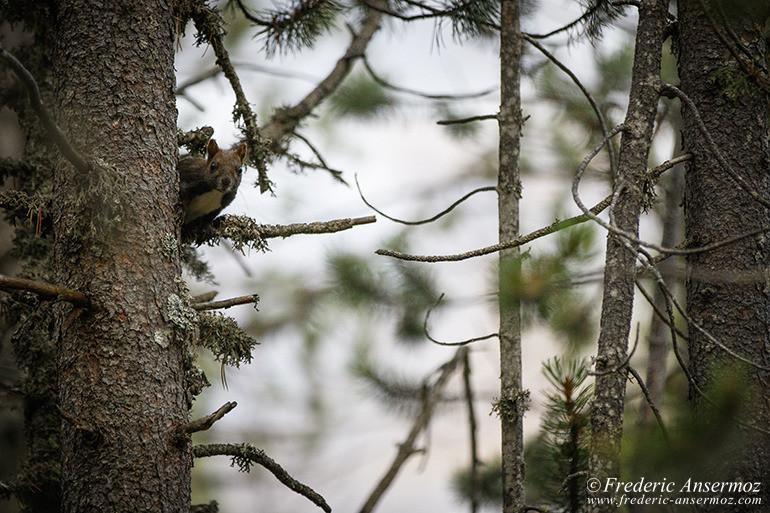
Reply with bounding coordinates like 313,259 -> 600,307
526,357 -> 592,513
261,0 -> 343,56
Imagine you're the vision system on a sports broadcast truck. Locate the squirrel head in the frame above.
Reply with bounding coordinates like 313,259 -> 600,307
205,139 -> 247,193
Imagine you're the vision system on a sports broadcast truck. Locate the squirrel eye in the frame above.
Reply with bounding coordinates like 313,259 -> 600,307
210,161 -> 218,171
237,167 -> 243,175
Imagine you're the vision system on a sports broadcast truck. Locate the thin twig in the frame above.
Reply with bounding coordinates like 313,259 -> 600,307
357,175 -> 495,226
361,54 -> 496,101
359,349 -> 466,513
522,34 -> 617,181
193,443 -> 331,512
437,114 -> 498,125
178,401 -> 237,435
627,365 -> 671,447
523,1 -> 603,39
0,274 -> 90,308
0,46 -> 91,173
375,154 -> 689,262
192,294 -> 259,311
424,294 -> 498,346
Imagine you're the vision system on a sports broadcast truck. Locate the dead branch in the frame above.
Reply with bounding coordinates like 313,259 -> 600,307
424,294 -> 499,346
178,401 -> 237,435
0,274 -> 90,308
357,175 -> 495,226
0,46 -> 91,174
627,365 -> 671,447
193,443 -> 331,513
192,294 -> 259,311
436,114 -> 498,125
359,348 -> 466,513
462,352 -> 480,513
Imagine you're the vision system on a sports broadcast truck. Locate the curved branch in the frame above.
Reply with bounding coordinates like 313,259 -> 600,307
627,365 -> 671,447
193,443 -> 331,513
361,54 -> 496,100
522,34 -> 617,181
423,294 -> 498,346
0,46 -> 91,174
357,175 -> 495,226
178,401 -> 237,435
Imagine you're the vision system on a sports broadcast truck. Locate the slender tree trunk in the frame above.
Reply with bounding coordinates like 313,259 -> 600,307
588,1 -> 668,510
678,1 -> 770,509
52,1 -> 191,511
498,1 -> 524,512
640,138 -> 685,425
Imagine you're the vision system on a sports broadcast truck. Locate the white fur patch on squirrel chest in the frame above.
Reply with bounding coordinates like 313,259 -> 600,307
185,190 -> 225,223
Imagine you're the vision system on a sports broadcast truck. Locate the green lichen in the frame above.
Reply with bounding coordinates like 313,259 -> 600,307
161,233 -> 179,260
167,293 -> 199,333
491,389 -> 531,422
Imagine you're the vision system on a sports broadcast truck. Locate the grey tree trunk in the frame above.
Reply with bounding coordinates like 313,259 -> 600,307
678,0 -> 770,509
52,1 -> 191,511
498,1 -> 524,512
588,1 -> 669,511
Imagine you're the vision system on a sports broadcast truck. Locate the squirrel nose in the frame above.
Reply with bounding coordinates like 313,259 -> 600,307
220,177 -> 232,190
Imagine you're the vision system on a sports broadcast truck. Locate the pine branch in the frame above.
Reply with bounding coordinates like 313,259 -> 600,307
0,274 -> 90,308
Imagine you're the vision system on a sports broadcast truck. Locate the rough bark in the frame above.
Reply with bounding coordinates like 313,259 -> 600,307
587,1 -> 669,510
52,1 -> 191,511
678,0 -> 770,508
498,1 -> 524,512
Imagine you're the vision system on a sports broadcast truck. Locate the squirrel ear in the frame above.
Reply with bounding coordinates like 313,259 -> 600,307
206,139 -> 220,158
235,143 -> 247,163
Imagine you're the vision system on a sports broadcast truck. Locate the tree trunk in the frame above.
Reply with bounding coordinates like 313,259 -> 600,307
498,1 -> 524,512
52,1 -> 191,511
587,1 -> 668,511
678,0 -> 770,508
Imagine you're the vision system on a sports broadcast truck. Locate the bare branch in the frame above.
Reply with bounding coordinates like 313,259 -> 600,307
357,175 -> 495,226
522,34 -> 618,180
359,348 -> 466,513
375,153 -> 690,262
627,365 -> 671,447
192,294 -> 259,311
178,402 -> 237,435
0,274 -> 90,308
285,132 -> 347,184
0,46 -> 91,174
361,54 -> 496,101
523,2 -> 603,39
436,114 -> 498,125
424,294 -> 498,346
193,443 -> 331,512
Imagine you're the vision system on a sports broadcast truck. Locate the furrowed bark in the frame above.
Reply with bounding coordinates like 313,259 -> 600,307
53,1 -> 191,511
498,1 -> 525,512
678,0 -> 770,509
587,1 -> 669,510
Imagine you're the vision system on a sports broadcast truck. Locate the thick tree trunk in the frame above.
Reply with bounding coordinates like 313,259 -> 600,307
498,1 -> 524,512
678,1 -> 770,509
52,1 -> 191,511
587,1 -> 668,511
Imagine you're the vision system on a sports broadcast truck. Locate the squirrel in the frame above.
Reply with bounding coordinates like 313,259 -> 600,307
179,138 -> 246,238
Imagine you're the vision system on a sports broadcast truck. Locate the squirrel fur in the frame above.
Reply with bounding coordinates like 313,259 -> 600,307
179,138 -> 246,235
